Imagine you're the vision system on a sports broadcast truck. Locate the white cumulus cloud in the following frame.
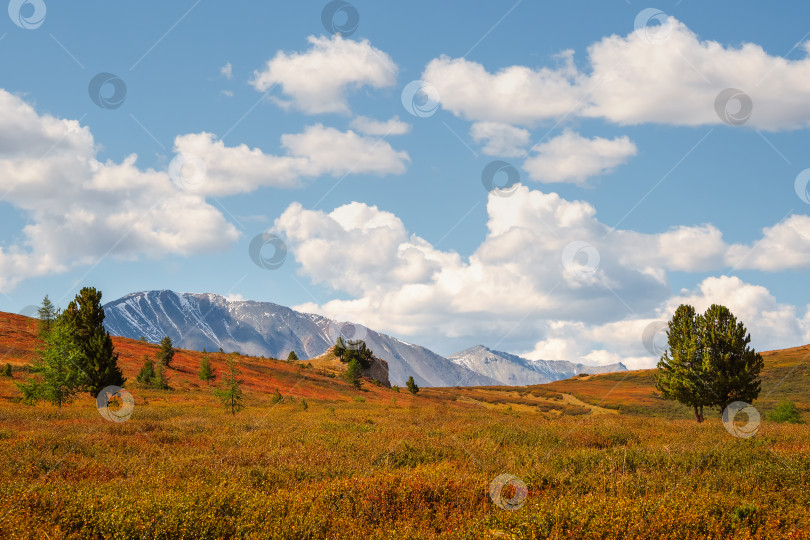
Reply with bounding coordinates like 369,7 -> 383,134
522,130 -> 637,184
251,35 -> 397,114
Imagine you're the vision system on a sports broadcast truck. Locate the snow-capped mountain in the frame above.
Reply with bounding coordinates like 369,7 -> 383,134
448,345 -> 627,386
102,290 -> 498,388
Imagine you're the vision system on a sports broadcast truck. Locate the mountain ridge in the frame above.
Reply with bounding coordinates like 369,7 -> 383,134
448,344 -> 627,386
102,290 -> 499,388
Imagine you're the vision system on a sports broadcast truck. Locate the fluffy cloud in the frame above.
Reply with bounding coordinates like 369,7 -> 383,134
522,130 -> 637,184
250,35 -> 397,114
583,19 -> 810,130
0,89 -> 239,292
174,125 -> 410,196
422,18 -> 810,131
470,122 -> 530,157
276,185 -> 810,367
726,215 -> 810,271
350,116 -> 411,136
422,51 -> 583,126
0,90 -> 411,292
276,185 -> 676,343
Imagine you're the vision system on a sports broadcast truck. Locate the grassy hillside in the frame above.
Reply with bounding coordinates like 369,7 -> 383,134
0,312 -> 808,538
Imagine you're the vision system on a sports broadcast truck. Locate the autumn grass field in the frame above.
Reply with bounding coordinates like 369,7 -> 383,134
0,312 -> 808,539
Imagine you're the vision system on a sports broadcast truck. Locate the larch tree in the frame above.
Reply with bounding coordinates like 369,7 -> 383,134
214,357 -> 244,415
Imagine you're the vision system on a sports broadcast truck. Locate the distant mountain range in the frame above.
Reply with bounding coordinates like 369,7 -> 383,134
102,290 -> 626,387
449,345 -> 626,385
102,291 -> 497,388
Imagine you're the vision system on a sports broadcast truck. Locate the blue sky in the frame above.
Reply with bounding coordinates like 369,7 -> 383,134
2,1 -> 810,366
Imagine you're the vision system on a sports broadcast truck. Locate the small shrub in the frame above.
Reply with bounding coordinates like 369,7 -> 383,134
766,401 -> 803,423
732,503 -> 757,523
392,385 -> 400,393
270,388 -> 282,404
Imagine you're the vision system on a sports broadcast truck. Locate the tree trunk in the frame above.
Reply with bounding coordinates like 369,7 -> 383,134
694,405 -> 704,423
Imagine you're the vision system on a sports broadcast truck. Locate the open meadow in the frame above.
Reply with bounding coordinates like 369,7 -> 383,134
0,312 -> 808,539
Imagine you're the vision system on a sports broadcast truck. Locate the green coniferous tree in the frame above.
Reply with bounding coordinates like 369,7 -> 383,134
17,315 -> 84,406
157,337 -> 175,367
1,363 -> 12,378
656,303 -> 764,422
701,304 -> 764,411
37,295 -> 57,338
199,354 -> 215,384
655,305 -> 712,422
61,287 -> 125,396
287,350 -> 299,361
153,362 -> 170,390
136,356 -> 156,386
214,357 -> 244,415
406,376 -> 419,395
345,358 -> 362,389
334,337 -> 346,360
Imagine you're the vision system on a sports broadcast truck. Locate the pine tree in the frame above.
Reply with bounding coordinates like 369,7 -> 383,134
334,337 -> 346,360
656,304 -> 763,422
37,295 -> 57,338
655,305 -> 712,422
1,363 -> 12,378
157,337 -> 175,367
336,339 -> 374,368
345,358 -> 362,389
61,287 -> 125,396
17,314 -> 84,406
136,356 -> 156,386
701,304 -> 763,411
199,354 -> 215,384
214,357 -> 244,415
287,350 -> 299,361
406,376 -> 419,395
